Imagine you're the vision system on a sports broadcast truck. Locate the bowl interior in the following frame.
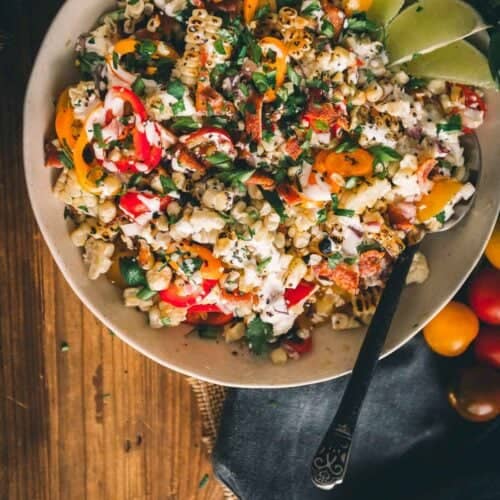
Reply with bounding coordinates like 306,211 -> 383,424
24,0 -> 500,388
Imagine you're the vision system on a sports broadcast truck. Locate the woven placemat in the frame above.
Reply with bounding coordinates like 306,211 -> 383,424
187,378 -> 236,499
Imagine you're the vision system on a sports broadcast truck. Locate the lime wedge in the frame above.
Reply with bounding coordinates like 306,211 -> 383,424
405,40 -> 496,89
367,0 -> 404,25
386,0 -> 489,65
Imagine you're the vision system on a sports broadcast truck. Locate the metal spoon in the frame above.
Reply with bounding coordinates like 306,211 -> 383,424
311,134 -> 481,491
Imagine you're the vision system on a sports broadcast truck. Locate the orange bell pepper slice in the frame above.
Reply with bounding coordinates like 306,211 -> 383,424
243,0 -> 277,24
73,131 -> 106,195
315,149 -> 374,178
55,88 -> 80,150
416,178 -> 462,222
169,243 -> 224,281
259,37 -> 288,103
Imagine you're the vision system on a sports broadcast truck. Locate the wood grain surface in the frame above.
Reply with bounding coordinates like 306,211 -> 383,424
0,2 -> 224,498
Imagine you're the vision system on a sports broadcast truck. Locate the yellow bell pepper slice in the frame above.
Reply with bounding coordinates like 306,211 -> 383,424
55,88 -> 80,150
258,37 -> 288,103
417,178 -> 462,222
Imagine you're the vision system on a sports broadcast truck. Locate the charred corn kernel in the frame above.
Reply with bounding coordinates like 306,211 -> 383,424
393,70 -> 409,85
124,288 -> 154,311
285,257 -> 307,289
293,232 -> 310,249
274,232 -> 286,249
98,201 -> 117,224
366,82 -> 383,103
146,261 -> 173,291
172,172 -> 186,190
427,79 -> 446,95
101,175 -> 122,197
270,347 -> 288,365
71,222 -> 92,247
224,321 -> 245,343
351,90 -> 366,106
316,294 -> 335,316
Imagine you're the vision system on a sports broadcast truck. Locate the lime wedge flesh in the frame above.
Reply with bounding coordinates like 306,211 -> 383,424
367,0 -> 404,25
386,0 -> 489,65
405,40 -> 496,89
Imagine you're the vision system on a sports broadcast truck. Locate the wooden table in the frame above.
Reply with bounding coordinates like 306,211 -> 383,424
0,2 -> 224,498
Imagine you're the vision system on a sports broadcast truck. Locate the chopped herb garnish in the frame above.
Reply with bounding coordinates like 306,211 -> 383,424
257,256 -> 272,272
317,208 -> 327,223
206,152 -> 233,169
313,119 -> 329,132
136,286 -> 157,300
406,77 -> 427,90
346,13 -> 380,34
239,82 -> 250,97
344,256 -> 358,265
437,114 -> 462,134
160,175 -> 178,193
301,1 -> 321,16
260,188 -> 287,222
255,3 -> 271,19
328,252 -> 343,268
132,76 -> 146,96
137,39 -> 157,59
166,79 -> 186,99
58,147 -> 74,169
160,317 -> 171,326
435,211 -> 446,224
321,19 -> 335,38
246,316 -> 273,355
171,99 -> 185,115
128,173 -> 143,187
119,257 -> 147,287
214,39 -> 226,55
218,168 -> 255,186
197,325 -> 221,339
181,257 -> 203,276
334,208 -> 355,217
170,116 -> 201,133
199,474 -> 210,489
368,145 -> 402,178
287,66 -> 302,86
93,123 -> 105,148
357,242 -> 382,253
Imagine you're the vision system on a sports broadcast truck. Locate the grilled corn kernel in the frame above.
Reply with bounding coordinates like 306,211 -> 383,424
270,347 -> 288,365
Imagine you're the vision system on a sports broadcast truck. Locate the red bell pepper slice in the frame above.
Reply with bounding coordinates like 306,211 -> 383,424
460,85 -> 486,112
282,335 -> 312,355
277,183 -> 303,206
183,127 -> 236,158
119,191 -> 171,220
284,280 -> 315,308
186,304 -> 234,326
109,86 -> 148,122
159,279 -> 217,308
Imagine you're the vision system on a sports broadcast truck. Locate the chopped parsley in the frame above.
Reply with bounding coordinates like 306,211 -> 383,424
166,79 -> 186,99
160,175 -> 178,194
317,208 -> 327,223
120,258 -> 147,287
170,116 -> 201,133
260,188 -> 287,222
206,152 -> 234,169
246,316 -> 273,355
437,114 -> 462,134
180,257 -> 203,276
132,76 -> 146,96
435,211 -> 446,224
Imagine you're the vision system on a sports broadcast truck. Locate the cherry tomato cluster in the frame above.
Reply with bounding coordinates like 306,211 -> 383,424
423,220 -> 500,422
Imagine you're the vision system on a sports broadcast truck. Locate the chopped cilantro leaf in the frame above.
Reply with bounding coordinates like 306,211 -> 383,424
166,78 -> 186,99
119,257 -> 147,287
246,316 -> 273,355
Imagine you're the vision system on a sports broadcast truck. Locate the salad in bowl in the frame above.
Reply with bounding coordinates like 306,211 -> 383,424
44,0 -> 492,364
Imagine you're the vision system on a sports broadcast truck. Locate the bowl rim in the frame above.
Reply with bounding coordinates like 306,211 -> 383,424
23,1 -> 500,388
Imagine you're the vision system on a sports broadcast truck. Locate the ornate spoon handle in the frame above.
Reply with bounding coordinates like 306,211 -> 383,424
311,243 -> 420,490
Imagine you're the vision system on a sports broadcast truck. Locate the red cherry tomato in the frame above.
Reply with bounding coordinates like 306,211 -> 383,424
282,335 -> 312,355
474,325 -> 500,369
284,280 -> 316,308
186,304 -> 233,326
159,279 -> 217,308
468,267 -> 500,325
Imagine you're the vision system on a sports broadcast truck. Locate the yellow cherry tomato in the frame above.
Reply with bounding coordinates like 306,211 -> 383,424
423,301 -> 479,357
416,178 -> 462,222
258,37 -> 288,103
343,0 -> 373,15
485,219 -> 500,269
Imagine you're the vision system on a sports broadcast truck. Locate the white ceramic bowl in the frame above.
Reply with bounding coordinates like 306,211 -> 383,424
24,0 -> 500,388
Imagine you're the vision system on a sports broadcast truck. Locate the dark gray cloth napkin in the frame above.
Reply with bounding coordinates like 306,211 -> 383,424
213,335 -> 500,500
